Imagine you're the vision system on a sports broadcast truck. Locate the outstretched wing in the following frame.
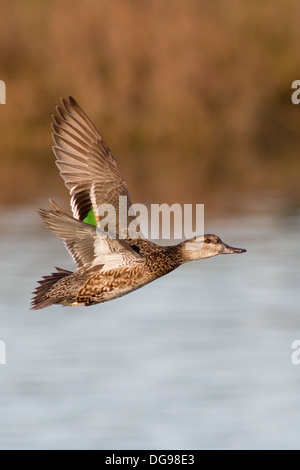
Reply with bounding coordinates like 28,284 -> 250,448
52,96 -> 135,236
39,200 -> 143,271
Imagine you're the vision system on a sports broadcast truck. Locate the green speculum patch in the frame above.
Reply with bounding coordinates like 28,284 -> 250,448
83,208 -> 97,226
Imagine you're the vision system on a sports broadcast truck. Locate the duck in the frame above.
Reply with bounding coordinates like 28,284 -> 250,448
31,97 -> 246,310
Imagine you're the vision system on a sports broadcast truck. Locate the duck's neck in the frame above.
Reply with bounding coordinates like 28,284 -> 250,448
161,243 -> 192,265
146,244 -> 185,277
171,242 -> 195,263
148,240 -> 213,273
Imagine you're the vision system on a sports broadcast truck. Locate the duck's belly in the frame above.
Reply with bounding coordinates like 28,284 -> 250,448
74,269 -> 154,306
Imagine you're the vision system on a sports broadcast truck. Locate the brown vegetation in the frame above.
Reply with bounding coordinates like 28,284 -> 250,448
0,0 -> 300,212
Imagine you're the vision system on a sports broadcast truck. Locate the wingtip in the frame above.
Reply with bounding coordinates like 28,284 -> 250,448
68,96 -> 77,106
37,208 -> 48,219
48,199 -> 61,211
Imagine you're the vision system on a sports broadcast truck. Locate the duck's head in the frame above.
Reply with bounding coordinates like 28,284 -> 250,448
181,234 -> 246,261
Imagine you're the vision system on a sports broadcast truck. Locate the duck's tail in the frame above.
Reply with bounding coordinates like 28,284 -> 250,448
31,267 -> 73,310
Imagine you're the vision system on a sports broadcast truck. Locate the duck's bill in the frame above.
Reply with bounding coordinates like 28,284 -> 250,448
221,243 -> 247,254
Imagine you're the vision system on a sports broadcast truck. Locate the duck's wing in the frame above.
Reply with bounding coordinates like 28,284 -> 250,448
52,96 -> 136,236
39,200 -> 143,271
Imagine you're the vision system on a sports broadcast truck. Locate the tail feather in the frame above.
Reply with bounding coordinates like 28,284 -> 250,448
31,267 -> 72,310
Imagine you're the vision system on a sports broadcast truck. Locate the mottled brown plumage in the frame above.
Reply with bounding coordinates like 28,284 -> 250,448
31,97 -> 246,310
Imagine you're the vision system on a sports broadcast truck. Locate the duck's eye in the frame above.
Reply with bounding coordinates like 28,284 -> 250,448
205,239 -> 211,244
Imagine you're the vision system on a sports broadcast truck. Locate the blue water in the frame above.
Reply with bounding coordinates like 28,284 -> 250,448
0,207 -> 299,449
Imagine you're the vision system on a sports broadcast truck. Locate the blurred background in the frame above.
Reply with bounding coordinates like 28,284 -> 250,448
0,0 -> 300,450
1,0 -> 300,212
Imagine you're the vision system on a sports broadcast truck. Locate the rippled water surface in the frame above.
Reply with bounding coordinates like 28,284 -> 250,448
0,207 -> 299,449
